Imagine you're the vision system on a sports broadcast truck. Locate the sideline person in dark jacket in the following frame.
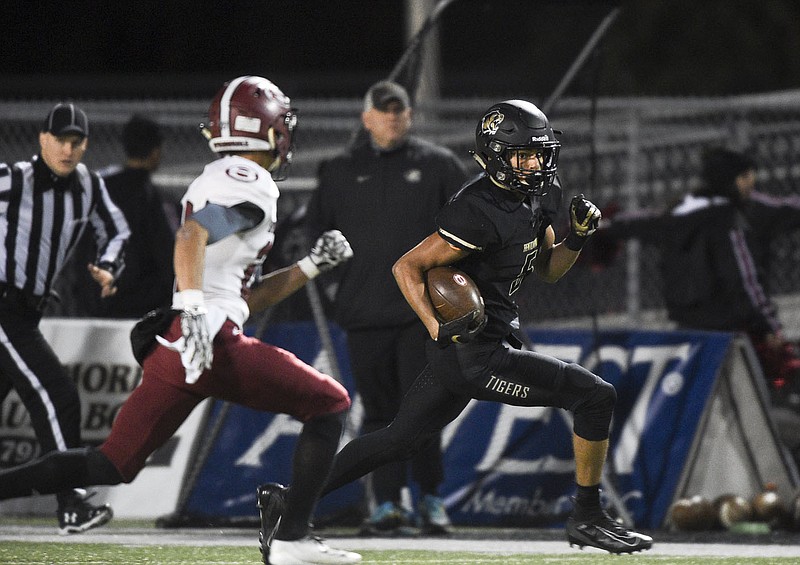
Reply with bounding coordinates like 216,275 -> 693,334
601,147 -> 800,406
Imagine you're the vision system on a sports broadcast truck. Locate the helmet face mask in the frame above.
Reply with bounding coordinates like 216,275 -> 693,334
473,100 -> 560,197
505,147 -> 559,189
202,75 -> 298,179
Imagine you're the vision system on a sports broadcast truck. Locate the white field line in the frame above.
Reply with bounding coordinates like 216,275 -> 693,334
1,527 -> 800,558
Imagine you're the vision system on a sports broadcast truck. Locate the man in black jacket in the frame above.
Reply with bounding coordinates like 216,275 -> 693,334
306,81 -> 468,534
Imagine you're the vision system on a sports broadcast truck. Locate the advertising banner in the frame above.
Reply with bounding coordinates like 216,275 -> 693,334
0,318 -> 209,518
445,329 -> 732,529
184,323 -> 733,529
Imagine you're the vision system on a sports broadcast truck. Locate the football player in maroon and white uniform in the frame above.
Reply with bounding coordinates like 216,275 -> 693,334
261,100 -> 653,554
0,76 -> 361,565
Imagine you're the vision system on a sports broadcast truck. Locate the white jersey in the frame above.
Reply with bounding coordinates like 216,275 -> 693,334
181,155 -> 278,333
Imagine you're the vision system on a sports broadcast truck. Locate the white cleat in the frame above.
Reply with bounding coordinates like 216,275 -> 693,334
269,536 -> 362,564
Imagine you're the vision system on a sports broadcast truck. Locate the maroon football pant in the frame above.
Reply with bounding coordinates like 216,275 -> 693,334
100,318 -> 351,482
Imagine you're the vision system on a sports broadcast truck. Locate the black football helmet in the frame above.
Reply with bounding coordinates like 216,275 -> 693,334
201,75 -> 298,179
472,100 -> 560,197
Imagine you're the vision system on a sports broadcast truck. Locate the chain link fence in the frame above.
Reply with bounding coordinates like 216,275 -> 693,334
3,91 -> 800,333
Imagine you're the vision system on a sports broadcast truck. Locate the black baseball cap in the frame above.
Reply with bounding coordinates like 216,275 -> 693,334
363,81 -> 410,112
42,103 -> 89,138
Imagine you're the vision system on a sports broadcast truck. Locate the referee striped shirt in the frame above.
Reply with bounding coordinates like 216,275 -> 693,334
0,155 -> 130,299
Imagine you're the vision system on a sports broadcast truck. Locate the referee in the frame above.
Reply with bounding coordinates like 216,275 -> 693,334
0,102 -> 129,534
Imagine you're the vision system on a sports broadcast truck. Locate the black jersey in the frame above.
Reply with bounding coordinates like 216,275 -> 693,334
436,172 -> 557,340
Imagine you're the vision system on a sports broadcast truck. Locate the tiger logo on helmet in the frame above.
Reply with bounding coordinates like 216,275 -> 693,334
472,100 -> 561,197
480,109 -> 504,136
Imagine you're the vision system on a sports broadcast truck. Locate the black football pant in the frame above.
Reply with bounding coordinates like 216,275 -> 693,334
346,321 -> 445,504
322,338 -> 615,497
0,300 -> 82,506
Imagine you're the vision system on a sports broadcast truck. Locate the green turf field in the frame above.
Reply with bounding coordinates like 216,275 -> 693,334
1,543 -> 799,565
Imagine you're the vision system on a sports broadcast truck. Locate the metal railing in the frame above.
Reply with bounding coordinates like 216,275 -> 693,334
3,91 -> 800,332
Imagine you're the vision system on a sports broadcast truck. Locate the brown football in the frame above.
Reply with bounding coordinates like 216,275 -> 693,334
718,495 -> 753,529
426,266 -> 484,324
669,496 -> 715,531
752,483 -> 788,527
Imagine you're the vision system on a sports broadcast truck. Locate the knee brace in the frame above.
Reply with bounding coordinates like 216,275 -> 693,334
567,365 -> 617,441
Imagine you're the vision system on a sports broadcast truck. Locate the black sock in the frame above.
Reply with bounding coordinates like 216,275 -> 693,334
574,483 -> 601,516
277,412 -> 344,541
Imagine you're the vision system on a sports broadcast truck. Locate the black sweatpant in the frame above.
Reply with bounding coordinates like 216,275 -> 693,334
346,321 -> 444,503
322,338 -> 615,497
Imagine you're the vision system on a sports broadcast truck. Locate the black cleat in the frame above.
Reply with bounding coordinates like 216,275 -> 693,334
57,489 -> 114,535
566,507 -> 653,554
257,482 -> 289,564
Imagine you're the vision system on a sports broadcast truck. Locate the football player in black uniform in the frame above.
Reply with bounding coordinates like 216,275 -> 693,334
259,100 -> 654,554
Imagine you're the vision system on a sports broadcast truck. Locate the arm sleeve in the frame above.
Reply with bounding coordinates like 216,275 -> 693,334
189,201 -> 265,244
700,226 -> 781,335
602,208 -> 668,245
747,192 -> 800,235
718,226 -> 782,335
90,174 -> 130,278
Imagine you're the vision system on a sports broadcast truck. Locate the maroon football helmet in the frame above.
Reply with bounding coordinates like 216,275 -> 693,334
203,76 -> 298,177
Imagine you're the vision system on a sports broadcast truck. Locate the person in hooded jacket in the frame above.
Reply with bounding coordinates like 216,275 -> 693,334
601,146 -> 800,408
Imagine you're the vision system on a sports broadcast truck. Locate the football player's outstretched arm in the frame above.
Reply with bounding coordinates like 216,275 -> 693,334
246,264 -> 310,314
246,229 -> 353,314
393,232 -> 468,341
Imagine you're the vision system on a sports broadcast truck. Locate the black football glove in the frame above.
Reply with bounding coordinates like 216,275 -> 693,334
436,311 -> 488,348
565,193 -> 601,251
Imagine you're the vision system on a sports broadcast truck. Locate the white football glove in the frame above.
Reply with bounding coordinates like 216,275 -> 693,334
156,289 -> 213,384
297,230 -> 354,279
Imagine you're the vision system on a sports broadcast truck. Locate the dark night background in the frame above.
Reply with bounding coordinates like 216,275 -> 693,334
2,0 -> 800,101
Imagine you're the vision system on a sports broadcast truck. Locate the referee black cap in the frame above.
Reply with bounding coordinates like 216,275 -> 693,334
42,103 -> 89,138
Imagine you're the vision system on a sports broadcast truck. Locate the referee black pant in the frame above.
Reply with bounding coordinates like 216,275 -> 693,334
0,299 -> 81,472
